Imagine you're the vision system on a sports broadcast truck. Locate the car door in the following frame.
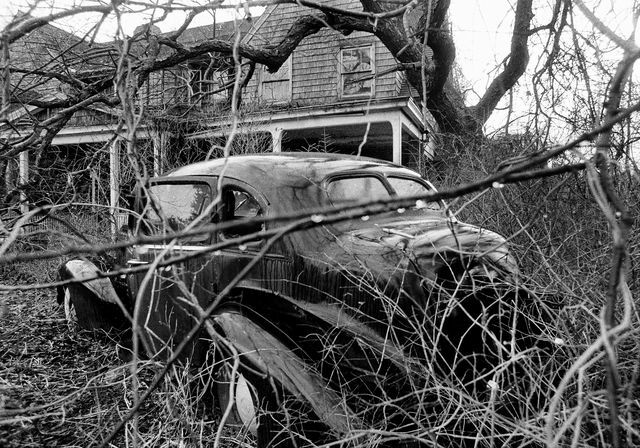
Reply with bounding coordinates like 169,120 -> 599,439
126,176 -> 217,362
215,179 -> 293,299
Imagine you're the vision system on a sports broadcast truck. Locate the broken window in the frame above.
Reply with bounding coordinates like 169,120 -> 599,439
219,187 -> 264,239
260,57 -> 291,103
339,45 -> 375,98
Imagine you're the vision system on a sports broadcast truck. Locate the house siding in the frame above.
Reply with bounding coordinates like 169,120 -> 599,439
244,1 -> 405,108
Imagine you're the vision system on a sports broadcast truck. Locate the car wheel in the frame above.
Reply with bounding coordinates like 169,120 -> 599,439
212,311 -> 344,448
215,362 -> 259,436
213,343 -> 318,448
62,286 -> 78,329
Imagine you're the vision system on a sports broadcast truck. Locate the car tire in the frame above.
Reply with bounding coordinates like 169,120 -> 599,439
215,362 -> 259,436
212,311 -> 339,448
215,357 -> 301,448
63,286 -> 78,329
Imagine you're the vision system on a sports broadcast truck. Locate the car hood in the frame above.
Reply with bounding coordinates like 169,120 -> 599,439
333,217 -> 518,277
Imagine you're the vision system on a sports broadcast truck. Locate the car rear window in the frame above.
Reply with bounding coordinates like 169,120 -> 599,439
145,183 -> 212,234
326,176 -> 390,204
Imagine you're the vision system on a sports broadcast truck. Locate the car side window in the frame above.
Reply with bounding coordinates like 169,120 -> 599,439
143,182 -> 212,242
219,186 -> 264,239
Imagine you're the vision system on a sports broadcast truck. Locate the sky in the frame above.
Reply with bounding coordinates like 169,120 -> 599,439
0,0 -> 260,38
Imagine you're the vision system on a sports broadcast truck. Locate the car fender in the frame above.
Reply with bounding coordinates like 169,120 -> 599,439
57,259 -> 131,331
213,311 -> 359,437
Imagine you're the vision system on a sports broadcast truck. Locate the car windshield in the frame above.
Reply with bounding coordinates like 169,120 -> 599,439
144,183 -> 212,235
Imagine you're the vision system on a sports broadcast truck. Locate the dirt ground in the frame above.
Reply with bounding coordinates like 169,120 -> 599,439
0,277 -> 226,448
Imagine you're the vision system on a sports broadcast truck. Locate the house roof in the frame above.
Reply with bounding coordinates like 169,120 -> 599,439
175,20 -> 253,45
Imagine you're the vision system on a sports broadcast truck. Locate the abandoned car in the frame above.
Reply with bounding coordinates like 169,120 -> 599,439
58,153 -> 551,446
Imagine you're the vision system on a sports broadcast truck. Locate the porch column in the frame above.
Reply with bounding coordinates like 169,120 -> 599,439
109,139 -> 120,239
391,118 -> 402,165
271,128 -> 283,153
153,131 -> 169,176
18,150 -> 28,213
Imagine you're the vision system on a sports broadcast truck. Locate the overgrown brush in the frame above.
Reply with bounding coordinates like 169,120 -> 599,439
0,289 -> 240,447
420,133 -> 640,446
424,133 -> 639,291
0,216 -> 235,448
2,137 -> 639,447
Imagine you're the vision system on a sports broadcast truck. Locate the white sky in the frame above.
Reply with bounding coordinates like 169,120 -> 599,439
0,0 -> 259,39
450,1 -> 513,95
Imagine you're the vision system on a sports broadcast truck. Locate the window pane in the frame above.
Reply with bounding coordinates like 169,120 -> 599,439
342,47 -> 371,72
189,65 -> 229,105
387,177 -> 441,210
327,177 -> 390,204
261,58 -> 290,102
208,70 -> 228,103
387,177 -> 431,196
262,63 -> 290,81
221,188 -> 263,238
340,46 -> 373,97
342,74 -> 372,96
262,80 -> 289,102
146,183 -> 212,233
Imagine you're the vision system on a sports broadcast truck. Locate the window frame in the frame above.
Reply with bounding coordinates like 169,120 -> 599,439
339,44 -> 376,99
135,177 -> 216,244
323,172 -> 392,206
258,56 -> 292,104
217,179 -> 269,245
187,60 -> 230,106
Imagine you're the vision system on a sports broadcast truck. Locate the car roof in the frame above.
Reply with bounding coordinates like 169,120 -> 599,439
162,152 -> 423,182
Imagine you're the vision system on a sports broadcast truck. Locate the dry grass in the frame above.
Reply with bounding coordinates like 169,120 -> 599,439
2,136 -> 639,447
0,284 -> 126,447
0,264 -> 243,448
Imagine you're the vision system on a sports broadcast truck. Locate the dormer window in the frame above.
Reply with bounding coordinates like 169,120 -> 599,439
339,45 -> 375,98
260,57 -> 291,103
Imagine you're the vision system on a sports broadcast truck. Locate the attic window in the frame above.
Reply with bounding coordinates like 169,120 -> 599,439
260,57 -> 291,103
339,45 -> 375,98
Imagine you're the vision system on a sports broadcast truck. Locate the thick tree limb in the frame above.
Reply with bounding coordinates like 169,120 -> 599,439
152,12 -> 373,74
470,0 -> 533,125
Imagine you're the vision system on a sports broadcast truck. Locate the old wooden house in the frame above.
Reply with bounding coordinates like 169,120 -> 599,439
188,1 -> 434,167
2,1 -> 436,228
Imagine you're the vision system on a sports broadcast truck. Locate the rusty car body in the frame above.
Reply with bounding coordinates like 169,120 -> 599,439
58,153 -> 550,447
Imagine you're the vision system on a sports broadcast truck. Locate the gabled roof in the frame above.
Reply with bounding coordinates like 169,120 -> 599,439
176,20 -> 253,45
